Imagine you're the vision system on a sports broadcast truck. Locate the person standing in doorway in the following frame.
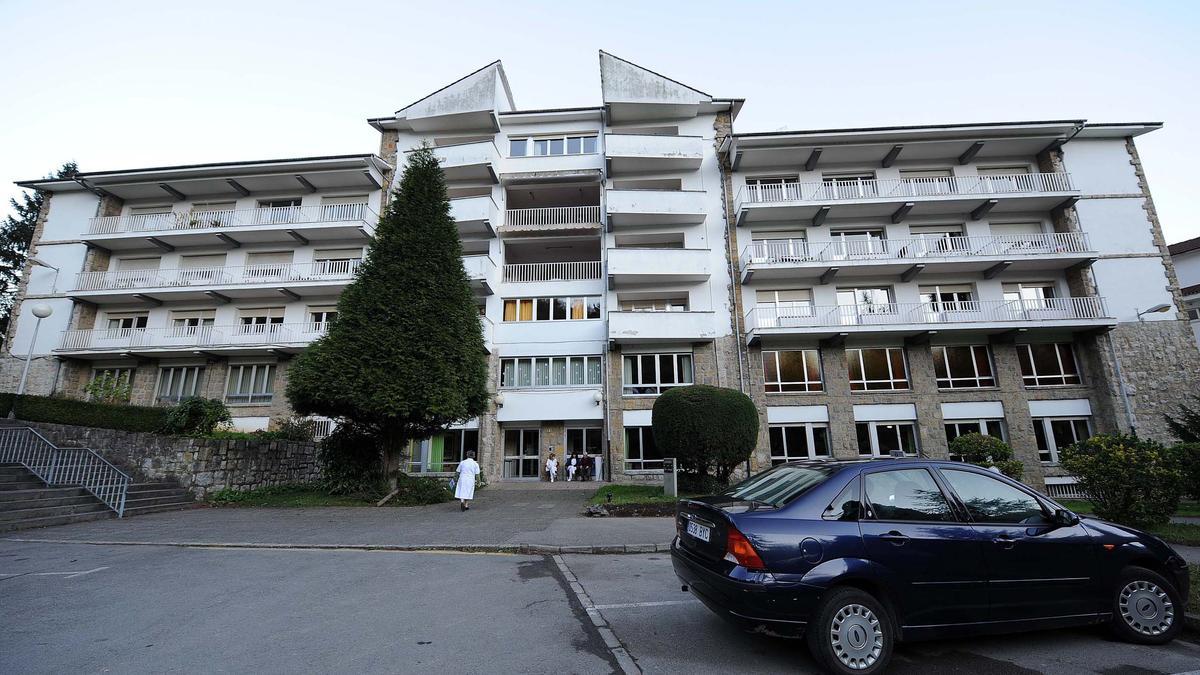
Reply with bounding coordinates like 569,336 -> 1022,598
455,451 -> 480,511
545,452 -> 558,482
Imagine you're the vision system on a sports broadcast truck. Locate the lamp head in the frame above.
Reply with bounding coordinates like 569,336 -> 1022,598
30,304 -> 53,319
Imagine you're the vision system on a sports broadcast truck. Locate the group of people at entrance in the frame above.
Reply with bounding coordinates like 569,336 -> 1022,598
544,452 -> 600,482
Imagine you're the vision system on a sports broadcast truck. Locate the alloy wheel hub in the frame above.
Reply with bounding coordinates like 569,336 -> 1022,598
830,603 -> 883,670
1119,580 -> 1174,636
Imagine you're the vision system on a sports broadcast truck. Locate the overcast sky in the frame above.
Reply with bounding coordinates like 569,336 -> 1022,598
1,0 -> 1196,243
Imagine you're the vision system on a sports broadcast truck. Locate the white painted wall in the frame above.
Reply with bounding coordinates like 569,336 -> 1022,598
1174,248 -> 1200,290
41,191 -> 99,240
1062,139 -> 1142,195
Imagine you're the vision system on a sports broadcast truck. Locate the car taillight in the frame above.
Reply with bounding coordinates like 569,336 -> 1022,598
725,526 -> 766,571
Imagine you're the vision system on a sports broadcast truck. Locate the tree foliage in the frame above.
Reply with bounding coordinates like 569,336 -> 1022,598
1059,433 -> 1186,528
947,433 -> 1023,479
285,146 -> 488,467
1,162 -> 78,337
652,385 -> 759,484
1165,395 -> 1200,443
158,397 -> 233,436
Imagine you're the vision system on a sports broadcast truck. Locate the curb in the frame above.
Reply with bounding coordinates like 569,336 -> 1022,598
3,537 -> 674,555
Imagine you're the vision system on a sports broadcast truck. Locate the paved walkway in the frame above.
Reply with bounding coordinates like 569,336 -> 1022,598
3,486 -> 676,552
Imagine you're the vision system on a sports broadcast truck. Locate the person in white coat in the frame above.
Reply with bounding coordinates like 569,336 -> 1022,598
455,451 -> 480,511
545,453 -> 558,482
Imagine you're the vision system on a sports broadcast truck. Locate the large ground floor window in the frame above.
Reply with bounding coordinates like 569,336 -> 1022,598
155,366 -> 204,405
624,426 -> 663,471
224,363 -> 276,404
769,423 -> 831,464
944,418 -> 1006,461
1033,416 -> 1091,463
856,421 -> 919,457
408,429 -> 479,473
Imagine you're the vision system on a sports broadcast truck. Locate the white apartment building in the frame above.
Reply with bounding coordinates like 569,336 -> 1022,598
5,53 -> 1198,490
1168,236 -> 1200,347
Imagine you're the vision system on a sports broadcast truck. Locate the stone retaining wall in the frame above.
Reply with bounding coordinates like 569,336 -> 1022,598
13,420 -> 321,498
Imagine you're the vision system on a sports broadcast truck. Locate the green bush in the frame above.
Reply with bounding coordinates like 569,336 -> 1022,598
948,433 -> 1023,479
1174,442 -> 1200,500
652,385 -> 759,484
82,373 -> 132,404
265,417 -> 317,442
1165,395 -> 1200,443
12,394 -> 169,433
1059,433 -> 1186,528
158,397 -> 231,436
0,392 -> 14,417
390,473 -> 453,506
318,423 -> 387,496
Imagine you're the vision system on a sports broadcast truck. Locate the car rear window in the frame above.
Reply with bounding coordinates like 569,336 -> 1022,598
721,464 -> 838,508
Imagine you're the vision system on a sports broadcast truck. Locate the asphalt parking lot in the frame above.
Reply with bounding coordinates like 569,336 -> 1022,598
3,540 -> 1200,674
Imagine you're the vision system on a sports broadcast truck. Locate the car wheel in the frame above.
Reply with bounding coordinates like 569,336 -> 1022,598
1108,566 -> 1183,645
806,587 -> 894,674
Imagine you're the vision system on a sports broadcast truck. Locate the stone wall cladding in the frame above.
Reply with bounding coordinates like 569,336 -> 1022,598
14,420 -> 321,499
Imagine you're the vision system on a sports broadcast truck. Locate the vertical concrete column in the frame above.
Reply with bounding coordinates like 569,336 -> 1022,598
822,346 -> 859,459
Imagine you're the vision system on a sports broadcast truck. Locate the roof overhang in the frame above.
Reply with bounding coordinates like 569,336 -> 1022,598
1074,122 -> 1163,139
18,155 -> 391,200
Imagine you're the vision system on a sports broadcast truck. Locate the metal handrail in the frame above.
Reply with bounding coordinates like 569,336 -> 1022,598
504,205 -> 603,229
737,172 -> 1075,206
740,232 -> 1094,268
745,297 -> 1111,332
75,259 -> 362,291
0,426 -> 130,516
87,203 -> 378,235
502,260 -> 603,283
58,322 -> 332,351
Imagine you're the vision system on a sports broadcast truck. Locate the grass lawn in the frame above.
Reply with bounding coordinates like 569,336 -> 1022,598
588,485 -> 703,506
209,484 -> 376,507
1147,523 -> 1200,547
1060,500 -> 1200,518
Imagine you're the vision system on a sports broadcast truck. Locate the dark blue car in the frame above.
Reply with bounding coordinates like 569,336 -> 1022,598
671,459 -> 1190,674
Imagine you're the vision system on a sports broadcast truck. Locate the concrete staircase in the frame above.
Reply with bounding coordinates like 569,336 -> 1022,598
0,463 -> 195,533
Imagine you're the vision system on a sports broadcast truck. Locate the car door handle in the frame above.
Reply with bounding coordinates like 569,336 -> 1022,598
880,531 -> 909,546
992,535 -> 1017,549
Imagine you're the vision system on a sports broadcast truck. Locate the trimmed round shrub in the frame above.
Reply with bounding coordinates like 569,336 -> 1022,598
652,385 -> 759,484
1059,433 -> 1186,528
158,397 -> 231,436
948,433 -> 1023,479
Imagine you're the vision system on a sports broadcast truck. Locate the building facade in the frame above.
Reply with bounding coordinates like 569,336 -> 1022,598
1168,236 -> 1200,348
5,53 -> 1199,490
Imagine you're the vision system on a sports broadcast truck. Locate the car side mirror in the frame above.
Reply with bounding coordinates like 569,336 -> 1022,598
1053,509 -> 1080,527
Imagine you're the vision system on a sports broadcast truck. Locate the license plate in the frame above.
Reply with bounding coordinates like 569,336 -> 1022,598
686,521 -> 711,543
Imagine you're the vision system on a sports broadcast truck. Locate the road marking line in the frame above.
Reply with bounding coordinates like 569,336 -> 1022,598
591,600 -> 697,610
0,566 -> 108,579
64,567 -> 109,578
553,554 -> 641,675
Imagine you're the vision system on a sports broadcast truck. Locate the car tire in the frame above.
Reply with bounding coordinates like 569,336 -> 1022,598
806,587 -> 894,674
1108,565 -> 1183,645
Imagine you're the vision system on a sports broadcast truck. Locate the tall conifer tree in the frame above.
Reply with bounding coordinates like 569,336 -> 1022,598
287,146 -> 488,466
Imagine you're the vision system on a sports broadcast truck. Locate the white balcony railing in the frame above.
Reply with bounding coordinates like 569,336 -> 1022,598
745,297 -> 1111,333
502,261 -> 602,283
740,233 -> 1093,268
504,206 -> 602,230
737,172 -> 1075,206
86,204 -> 377,236
74,260 -> 362,291
58,322 -> 332,352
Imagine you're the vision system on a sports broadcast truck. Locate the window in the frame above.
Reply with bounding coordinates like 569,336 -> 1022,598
189,202 -> 236,228
932,345 -> 995,389
920,284 -> 975,312
169,312 -> 215,337
857,421 -> 918,457
941,469 -> 1047,524
502,296 -> 601,322
618,298 -> 688,312
847,347 -> 909,391
745,176 -> 800,202
864,469 -> 954,522
831,230 -> 886,257
1003,282 -> 1057,307
105,313 -> 148,335
822,173 -> 878,199
762,350 -> 823,392
978,166 -> 1033,193
1017,343 -> 1081,387
899,168 -> 955,196
509,134 -> 597,157
408,429 -> 478,474
225,364 -> 276,404
257,198 -> 302,224
624,426 -> 663,471
769,424 -> 831,464
944,419 -> 1006,445
238,308 -> 286,336
244,252 -> 293,280
748,230 -> 809,262
837,287 -> 894,320
178,254 -> 226,284
1033,416 -> 1091,463
309,307 -> 338,330
622,352 -> 694,395
155,366 -> 204,404
756,289 -> 813,327
320,195 -> 369,220
567,428 -> 603,457
722,463 -> 838,508
500,356 -> 601,388
312,248 -> 363,276
823,481 -> 862,521
88,368 -> 133,402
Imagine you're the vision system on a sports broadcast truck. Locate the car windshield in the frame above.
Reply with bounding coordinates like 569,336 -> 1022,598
721,464 -> 839,508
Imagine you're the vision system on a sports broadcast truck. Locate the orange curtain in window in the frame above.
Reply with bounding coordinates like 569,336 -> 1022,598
571,298 -> 585,320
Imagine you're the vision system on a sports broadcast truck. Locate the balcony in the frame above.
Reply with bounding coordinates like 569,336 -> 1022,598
450,195 -> 499,238
608,310 -> 718,343
744,297 -> 1114,343
604,134 -> 705,174
57,322 -> 330,357
84,204 -> 377,251
502,150 -> 605,176
480,316 -> 494,353
462,254 -> 498,295
607,248 -> 710,287
605,190 -> 707,229
502,261 -> 603,283
501,205 -> 602,236
734,173 -> 1078,226
72,260 -> 361,304
740,233 -> 1097,283
431,141 -> 500,183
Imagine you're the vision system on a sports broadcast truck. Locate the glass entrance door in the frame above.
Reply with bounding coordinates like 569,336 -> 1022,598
503,428 -> 540,478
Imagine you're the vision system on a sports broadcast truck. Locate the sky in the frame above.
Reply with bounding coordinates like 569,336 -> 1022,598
1,0 -> 1197,243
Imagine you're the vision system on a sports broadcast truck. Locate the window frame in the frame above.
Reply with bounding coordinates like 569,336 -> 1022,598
508,134 -> 599,158
224,363 -> 276,405
932,344 -> 996,389
762,349 -> 823,393
861,467 -> 957,523
856,421 -> 920,458
1033,415 -> 1092,464
621,352 -> 694,396
1017,342 -> 1082,387
499,355 -> 602,389
768,423 -> 832,465
154,365 -> 204,405
937,467 -> 1051,525
502,296 -> 602,323
624,425 -> 663,471
847,347 -> 910,391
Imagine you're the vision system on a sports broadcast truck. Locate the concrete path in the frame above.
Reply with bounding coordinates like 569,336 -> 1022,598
3,487 -> 677,552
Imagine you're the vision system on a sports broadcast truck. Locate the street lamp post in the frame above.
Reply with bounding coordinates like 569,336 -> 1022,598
16,303 -> 54,398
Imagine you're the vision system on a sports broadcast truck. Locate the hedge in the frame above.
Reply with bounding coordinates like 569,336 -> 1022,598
8,394 -> 170,433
